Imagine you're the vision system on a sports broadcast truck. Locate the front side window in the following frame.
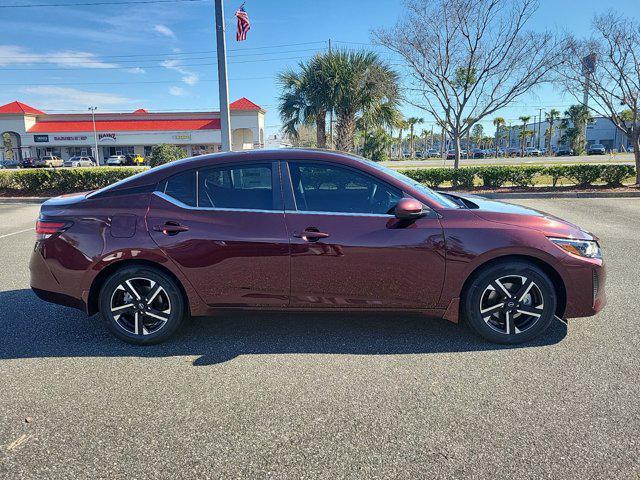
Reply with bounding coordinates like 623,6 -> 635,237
198,163 -> 274,210
288,162 -> 402,214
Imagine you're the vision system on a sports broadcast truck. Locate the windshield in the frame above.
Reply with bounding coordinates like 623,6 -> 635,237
348,154 -> 459,208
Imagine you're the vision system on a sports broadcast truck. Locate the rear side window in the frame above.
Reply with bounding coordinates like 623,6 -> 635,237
198,163 -> 274,210
161,171 -> 196,207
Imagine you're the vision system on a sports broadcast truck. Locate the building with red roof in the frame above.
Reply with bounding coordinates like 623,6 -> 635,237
0,99 -> 265,164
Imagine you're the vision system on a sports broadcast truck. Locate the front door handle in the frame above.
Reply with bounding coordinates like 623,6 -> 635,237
153,222 -> 189,235
293,228 -> 329,241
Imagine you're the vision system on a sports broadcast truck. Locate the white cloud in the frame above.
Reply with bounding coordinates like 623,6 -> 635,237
0,45 -> 118,69
127,67 -> 146,74
161,59 -> 199,86
169,86 -> 185,96
20,86 -> 134,110
154,24 -> 175,38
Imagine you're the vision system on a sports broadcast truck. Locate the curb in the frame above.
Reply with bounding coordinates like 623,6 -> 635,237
478,191 -> 640,199
0,197 -> 49,204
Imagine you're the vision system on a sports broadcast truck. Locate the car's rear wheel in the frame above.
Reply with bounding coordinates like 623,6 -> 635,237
99,266 -> 186,345
463,261 -> 557,344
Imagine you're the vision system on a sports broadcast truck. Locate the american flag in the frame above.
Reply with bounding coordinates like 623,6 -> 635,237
235,5 -> 250,41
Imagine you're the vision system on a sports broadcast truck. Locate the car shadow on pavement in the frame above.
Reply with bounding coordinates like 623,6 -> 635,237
0,289 -> 567,365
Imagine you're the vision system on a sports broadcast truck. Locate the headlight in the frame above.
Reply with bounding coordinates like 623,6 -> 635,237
549,237 -> 602,259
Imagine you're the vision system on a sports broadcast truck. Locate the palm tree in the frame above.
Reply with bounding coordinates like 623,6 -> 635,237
324,50 -> 401,153
406,117 -> 424,157
518,116 -> 531,155
396,118 -> 408,158
544,109 -> 561,155
492,117 -> 506,158
278,56 -> 333,148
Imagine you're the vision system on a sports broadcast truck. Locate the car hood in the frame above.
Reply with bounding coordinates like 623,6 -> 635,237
445,192 -> 596,240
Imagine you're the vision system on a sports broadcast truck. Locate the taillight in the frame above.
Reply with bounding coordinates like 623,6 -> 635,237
35,220 -> 67,236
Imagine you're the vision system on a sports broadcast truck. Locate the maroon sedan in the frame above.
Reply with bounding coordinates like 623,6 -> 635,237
30,149 -> 605,345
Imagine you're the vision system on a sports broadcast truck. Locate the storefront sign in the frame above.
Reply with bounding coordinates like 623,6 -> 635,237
98,133 -> 117,142
54,135 -> 87,141
172,134 -> 191,141
33,135 -> 49,143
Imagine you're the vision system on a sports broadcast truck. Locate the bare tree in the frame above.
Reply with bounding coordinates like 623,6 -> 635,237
374,0 -> 564,168
561,12 -> 640,184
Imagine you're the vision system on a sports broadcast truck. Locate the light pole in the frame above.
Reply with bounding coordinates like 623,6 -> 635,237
214,0 -> 232,152
89,106 -> 99,164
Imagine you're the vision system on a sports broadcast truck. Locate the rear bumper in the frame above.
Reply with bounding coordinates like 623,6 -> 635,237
32,287 -> 87,312
29,244 -> 87,312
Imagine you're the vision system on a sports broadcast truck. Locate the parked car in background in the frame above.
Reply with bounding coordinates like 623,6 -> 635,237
414,151 -> 423,158
446,150 -> 456,160
505,147 -> 521,157
107,154 -> 130,166
587,144 -> 606,155
20,157 -> 37,168
525,147 -> 542,157
131,154 -> 145,165
30,149 -> 606,346
556,146 -> 573,156
427,149 -> 440,157
35,155 -> 63,168
471,148 -> 485,159
64,156 -> 97,167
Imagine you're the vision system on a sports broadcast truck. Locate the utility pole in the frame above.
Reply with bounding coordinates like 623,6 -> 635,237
538,108 -> 543,150
328,38 -> 333,150
582,53 -> 596,150
89,106 -> 99,164
214,0 -> 232,152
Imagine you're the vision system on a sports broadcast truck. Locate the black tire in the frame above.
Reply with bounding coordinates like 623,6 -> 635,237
99,266 -> 186,345
463,261 -> 557,344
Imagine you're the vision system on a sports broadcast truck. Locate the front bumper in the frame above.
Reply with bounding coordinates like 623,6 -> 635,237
561,255 -> 606,318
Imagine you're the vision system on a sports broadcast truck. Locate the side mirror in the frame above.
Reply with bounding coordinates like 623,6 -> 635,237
394,198 -> 425,220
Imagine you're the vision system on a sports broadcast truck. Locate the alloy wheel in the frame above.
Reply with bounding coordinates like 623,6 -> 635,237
109,277 -> 171,336
479,275 -> 545,335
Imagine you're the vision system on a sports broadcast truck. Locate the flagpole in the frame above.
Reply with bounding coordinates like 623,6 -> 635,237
214,0 -> 232,152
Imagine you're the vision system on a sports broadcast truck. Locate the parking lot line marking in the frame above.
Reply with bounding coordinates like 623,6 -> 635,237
0,227 -> 34,239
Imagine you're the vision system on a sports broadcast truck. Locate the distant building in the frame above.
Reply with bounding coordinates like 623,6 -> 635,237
0,98 -> 265,164
505,116 -> 632,151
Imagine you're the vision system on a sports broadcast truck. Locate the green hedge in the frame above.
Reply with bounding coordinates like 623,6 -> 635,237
0,164 -> 635,196
0,167 -> 148,195
401,164 -> 636,189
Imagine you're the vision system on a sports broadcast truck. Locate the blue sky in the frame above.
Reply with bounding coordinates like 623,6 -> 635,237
0,0 -> 637,136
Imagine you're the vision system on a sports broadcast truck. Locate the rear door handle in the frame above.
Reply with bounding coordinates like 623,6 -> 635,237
153,222 -> 189,235
293,229 -> 329,241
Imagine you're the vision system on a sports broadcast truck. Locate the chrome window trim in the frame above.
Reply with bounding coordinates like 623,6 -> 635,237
153,191 -> 282,214
284,209 -> 394,218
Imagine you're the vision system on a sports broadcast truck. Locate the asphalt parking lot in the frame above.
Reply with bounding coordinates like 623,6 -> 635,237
0,199 -> 638,479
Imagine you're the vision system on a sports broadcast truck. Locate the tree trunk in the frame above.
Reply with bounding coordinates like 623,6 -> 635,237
410,125 -> 415,157
336,113 -> 356,153
634,134 -> 640,185
495,128 -> 499,158
316,110 -> 327,149
454,133 -> 461,169
398,129 -> 404,159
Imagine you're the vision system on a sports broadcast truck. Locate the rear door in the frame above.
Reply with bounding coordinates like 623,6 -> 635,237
283,161 -> 446,309
147,161 -> 290,308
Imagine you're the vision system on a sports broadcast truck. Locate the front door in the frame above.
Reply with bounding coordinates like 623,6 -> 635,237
147,161 -> 290,307
284,161 -> 446,309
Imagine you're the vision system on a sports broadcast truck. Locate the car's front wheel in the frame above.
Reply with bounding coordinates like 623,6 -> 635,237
463,261 -> 557,344
99,266 -> 186,344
